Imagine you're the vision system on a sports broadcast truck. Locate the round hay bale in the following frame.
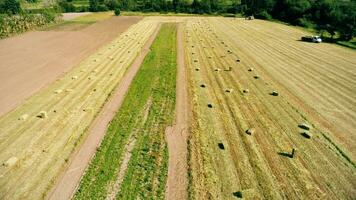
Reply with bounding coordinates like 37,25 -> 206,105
301,131 -> 312,139
207,104 -> 213,108
236,59 -> 240,62
248,68 -> 254,71
3,157 -> 18,167
54,89 -> 63,94
214,68 -> 221,72
270,91 -> 279,96
298,123 -> 311,130
245,128 -> 255,135
18,114 -> 29,121
253,75 -> 259,79
225,89 -> 233,93
195,68 -> 200,71
72,76 -> 78,80
243,89 -> 249,93
37,111 -> 47,119
200,84 -> 206,88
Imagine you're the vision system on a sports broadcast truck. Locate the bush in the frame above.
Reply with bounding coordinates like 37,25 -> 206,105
58,1 -> 76,12
0,0 -> 22,15
296,17 -> 315,28
114,7 -> 120,16
255,10 -> 271,20
0,11 -> 60,38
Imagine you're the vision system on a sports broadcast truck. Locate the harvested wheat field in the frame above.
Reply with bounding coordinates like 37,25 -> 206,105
0,18 -> 160,199
186,18 -> 356,199
0,14 -> 142,117
0,15 -> 355,200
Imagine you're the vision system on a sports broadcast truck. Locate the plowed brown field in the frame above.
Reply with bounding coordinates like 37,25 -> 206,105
186,18 -> 356,199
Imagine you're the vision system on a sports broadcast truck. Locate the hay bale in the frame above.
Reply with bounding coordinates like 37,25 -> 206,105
298,123 -> 310,130
200,84 -> 206,88
214,68 -> 221,72
243,89 -> 249,93
72,76 -> 78,80
207,104 -> 213,108
18,114 -> 29,121
270,91 -> 279,96
248,68 -> 254,72
37,111 -> 47,119
301,131 -> 312,139
195,68 -> 200,71
236,59 -> 240,62
253,75 -> 259,79
224,67 -> 232,71
3,157 -> 18,167
245,128 -> 255,135
218,143 -> 225,150
225,89 -> 233,93
54,89 -> 63,94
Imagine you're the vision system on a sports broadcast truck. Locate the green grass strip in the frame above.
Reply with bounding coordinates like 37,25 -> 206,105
74,23 -> 177,200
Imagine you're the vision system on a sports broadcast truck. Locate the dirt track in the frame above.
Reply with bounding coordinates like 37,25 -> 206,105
48,22 -> 161,200
165,22 -> 190,200
0,16 -> 142,117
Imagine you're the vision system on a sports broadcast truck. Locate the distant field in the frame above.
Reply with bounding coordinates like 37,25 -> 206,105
43,12 -> 113,31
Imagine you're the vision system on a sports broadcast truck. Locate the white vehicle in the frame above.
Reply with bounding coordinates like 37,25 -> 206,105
301,35 -> 322,43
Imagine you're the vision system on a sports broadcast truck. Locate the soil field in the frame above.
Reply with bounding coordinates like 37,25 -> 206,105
0,18 -> 159,199
0,15 -> 142,117
186,18 -> 356,199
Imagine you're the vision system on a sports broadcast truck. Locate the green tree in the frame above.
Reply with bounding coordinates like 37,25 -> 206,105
0,0 -> 21,14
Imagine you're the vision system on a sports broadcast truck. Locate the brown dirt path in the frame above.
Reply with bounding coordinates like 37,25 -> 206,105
0,16 -> 142,117
47,23 -> 162,200
165,22 -> 190,200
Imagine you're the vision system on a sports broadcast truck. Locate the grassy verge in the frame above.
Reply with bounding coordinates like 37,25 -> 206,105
74,23 -> 177,199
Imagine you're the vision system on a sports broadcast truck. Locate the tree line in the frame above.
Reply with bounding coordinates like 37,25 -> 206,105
0,0 -> 355,41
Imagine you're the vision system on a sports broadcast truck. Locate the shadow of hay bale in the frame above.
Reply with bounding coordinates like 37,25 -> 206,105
232,191 -> 242,198
301,131 -> 312,139
218,143 -> 225,150
245,128 -> 255,135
